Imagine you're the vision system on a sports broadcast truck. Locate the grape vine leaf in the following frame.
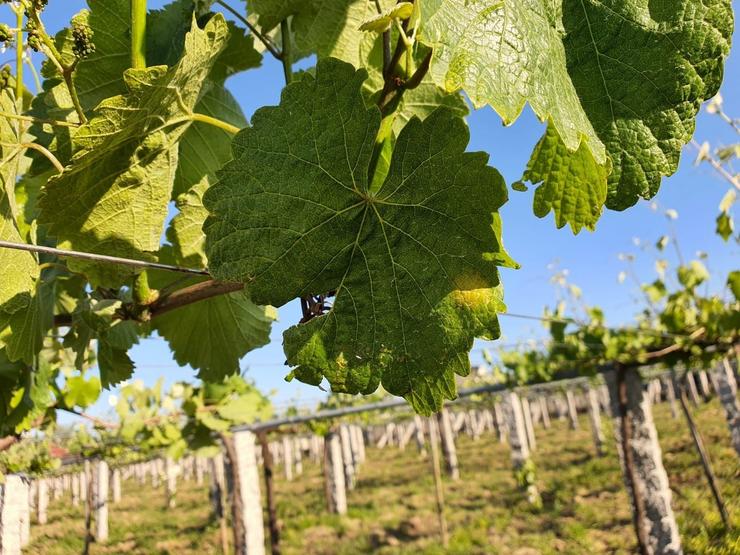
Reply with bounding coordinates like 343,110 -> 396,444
172,87 -> 249,199
419,0 -> 733,227
0,90 -> 38,316
155,200 -> 277,381
204,58 -> 514,414
248,0 -> 396,67
37,15 -> 230,287
419,0 -> 604,158
361,37 -> 469,136
32,0 -> 258,175
62,376 -> 101,409
150,266 -> 277,382
0,282 -> 53,366
728,271 -> 740,301
558,0 -> 733,212
521,122 -> 610,233
248,0 -> 468,136
64,299 -> 140,388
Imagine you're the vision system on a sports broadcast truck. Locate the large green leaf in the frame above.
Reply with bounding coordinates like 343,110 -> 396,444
37,16 -> 230,286
249,0 -> 396,67
204,58 -> 513,413
64,299 -> 140,388
419,0 -> 604,158
152,282 -> 277,381
157,186 -> 277,381
172,87 -> 249,199
0,91 -> 38,315
560,0 -> 732,211
419,0 -> 733,227
522,122 -> 610,233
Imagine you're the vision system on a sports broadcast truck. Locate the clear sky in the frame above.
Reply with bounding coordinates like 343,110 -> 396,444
4,1 -> 738,418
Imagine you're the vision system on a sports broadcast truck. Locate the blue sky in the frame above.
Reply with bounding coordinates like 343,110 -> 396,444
4,1 -> 738,418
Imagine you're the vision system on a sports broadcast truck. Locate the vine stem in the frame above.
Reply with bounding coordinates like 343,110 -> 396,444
20,0 -> 88,123
131,0 -> 147,69
24,56 -> 42,93
215,0 -> 282,60
1,141 -> 64,172
59,407 -> 117,429
0,111 -> 80,128
691,138 -> 740,191
280,19 -> 292,84
15,8 -> 23,108
189,112 -> 241,134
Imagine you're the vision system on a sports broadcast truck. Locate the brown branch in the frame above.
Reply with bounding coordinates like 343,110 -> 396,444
0,435 -> 19,452
404,50 -> 432,90
53,279 -> 245,327
59,407 -> 117,429
149,279 -> 244,318
640,327 -> 706,361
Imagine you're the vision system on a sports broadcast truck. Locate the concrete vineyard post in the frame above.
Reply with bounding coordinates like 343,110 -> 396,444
294,437 -> 304,476
436,409 -> 460,481
521,397 -> 536,452
716,359 -> 740,457
685,372 -> 700,405
566,390 -> 579,429
698,370 -> 711,401
339,425 -> 356,490
349,425 -> 362,464
0,475 -> 29,555
324,430 -> 347,515
398,422 -> 414,449
587,388 -> 605,456
71,473 -> 80,506
94,459 -> 109,542
282,436 -> 293,482
351,425 -> 365,464
664,377 -> 679,419
493,402 -> 507,443
195,457 -> 205,486
209,454 -> 226,520
539,396 -> 551,429
111,467 -> 121,504
232,430 -> 266,555
310,435 -> 321,463
19,477 -> 29,548
37,478 -> 48,525
503,391 -> 540,506
606,367 -> 682,555
413,415 -> 427,455
165,457 -> 177,509
151,460 -> 160,488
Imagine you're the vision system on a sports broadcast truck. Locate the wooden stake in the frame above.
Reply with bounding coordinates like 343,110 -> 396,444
259,432 -> 281,555
674,373 -> 731,529
427,417 -> 449,548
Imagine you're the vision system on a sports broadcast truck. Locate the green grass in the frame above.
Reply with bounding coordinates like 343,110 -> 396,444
26,400 -> 740,554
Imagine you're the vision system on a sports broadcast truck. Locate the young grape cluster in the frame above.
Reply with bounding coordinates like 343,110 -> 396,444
71,21 -> 95,59
0,23 -> 12,48
30,0 -> 49,12
0,65 -> 11,90
25,18 -> 41,52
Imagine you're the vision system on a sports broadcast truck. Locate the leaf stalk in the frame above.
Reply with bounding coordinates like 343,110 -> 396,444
215,0 -> 282,60
189,112 -> 241,134
280,19 -> 292,85
131,0 -> 147,69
